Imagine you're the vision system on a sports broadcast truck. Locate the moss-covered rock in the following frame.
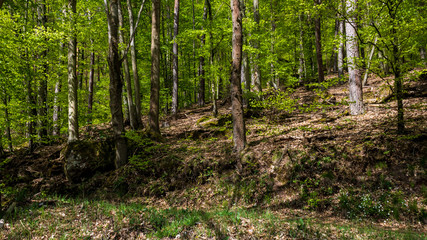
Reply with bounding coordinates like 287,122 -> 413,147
62,139 -> 115,183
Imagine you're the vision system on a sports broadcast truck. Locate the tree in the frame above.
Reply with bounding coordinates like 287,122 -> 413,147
105,0 -> 127,168
68,0 -> 79,142
118,1 -> 138,130
126,0 -> 143,128
252,0 -> 261,92
345,0 -> 364,115
231,0 -> 246,153
149,0 -> 161,136
314,0 -> 325,83
171,0 -> 180,117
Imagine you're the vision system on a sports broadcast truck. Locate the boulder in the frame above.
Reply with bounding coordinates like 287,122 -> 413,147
62,140 -> 115,183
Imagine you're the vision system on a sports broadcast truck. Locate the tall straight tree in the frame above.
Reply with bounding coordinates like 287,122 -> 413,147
314,0 -> 325,83
37,0 -> 48,140
171,0 -> 179,116
149,0 -> 161,136
345,0 -> 363,115
337,1 -> 345,79
126,0 -> 143,128
252,0 -> 261,92
231,0 -> 246,153
68,0 -> 79,142
198,0 -> 208,106
105,0 -> 127,168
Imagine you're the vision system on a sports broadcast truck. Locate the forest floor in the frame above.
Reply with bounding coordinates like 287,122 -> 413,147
1,70 -> 426,239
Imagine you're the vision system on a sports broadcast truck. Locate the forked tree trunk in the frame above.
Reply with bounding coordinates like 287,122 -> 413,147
126,0 -> 143,127
118,1 -> 138,129
68,0 -> 79,142
231,0 -> 246,153
106,0 -> 127,168
149,0 -> 161,136
171,0 -> 180,116
345,0 -> 364,115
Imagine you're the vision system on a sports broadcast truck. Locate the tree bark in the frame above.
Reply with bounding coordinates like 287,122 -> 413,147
87,51 -> 95,124
171,0 -> 180,116
37,0 -> 48,141
345,0 -> 364,115
337,8 -> 345,79
298,14 -> 306,81
231,0 -> 246,153
106,0 -> 128,168
68,0 -> 79,142
118,1 -> 138,129
3,95 -> 13,152
53,43 -> 64,136
314,0 -> 325,83
362,37 -> 377,86
198,0 -> 208,107
252,0 -> 261,92
126,0 -> 143,127
149,0 -> 161,136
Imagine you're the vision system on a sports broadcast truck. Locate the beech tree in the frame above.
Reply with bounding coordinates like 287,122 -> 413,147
231,0 -> 246,153
149,0 -> 161,136
68,0 -> 79,142
105,0 -> 127,168
345,0 -> 364,115
171,0 -> 180,116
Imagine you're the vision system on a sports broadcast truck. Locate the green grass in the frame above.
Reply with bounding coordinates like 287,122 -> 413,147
1,195 -> 425,239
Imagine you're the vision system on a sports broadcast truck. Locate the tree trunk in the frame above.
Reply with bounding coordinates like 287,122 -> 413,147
270,0 -> 278,89
53,43 -> 64,136
252,0 -> 261,92
362,37 -> 377,86
198,0 -> 208,107
106,0 -> 127,168
346,0 -> 364,115
314,0 -> 325,83
231,0 -> 246,153
337,9 -> 345,79
171,0 -> 180,116
37,0 -> 48,141
126,0 -> 143,127
298,14 -> 306,81
87,51 -> 95,124
68,0 -> 79,142
118,1 -> 138,129
3,95 -> 13,152
149,0 -> 161,136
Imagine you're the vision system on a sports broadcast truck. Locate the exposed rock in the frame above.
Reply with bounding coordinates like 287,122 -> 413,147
62,140 -> 115,183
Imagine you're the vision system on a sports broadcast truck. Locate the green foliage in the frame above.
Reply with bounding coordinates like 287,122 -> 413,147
250,89 -> 297,114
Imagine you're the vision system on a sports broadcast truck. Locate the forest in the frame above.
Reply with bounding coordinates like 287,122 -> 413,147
0,0 -> 426,238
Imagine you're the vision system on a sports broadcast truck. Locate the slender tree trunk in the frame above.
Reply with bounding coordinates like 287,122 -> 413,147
87,51 -> 95,123
126,0 -> 143,127
68,0 -> 79,142
149,0 -> 161,136
420,47 -> 426,65
346,0 -> 363,115
314,0 -> 325,83
337,10 -> 345,79
118,1 -> 138,129
198,0 -> 208,107
331,18 -> 339,73
171,0 -> 180,116
53,43 -> 64,136
3,95 -> 13,152
298,14 -> 306,81
231,0 -> 246,153
362,37 -> 377,86
252,0 -> 261,92
37,0 -> 48,141
106,0 -> 127,168
270,0 -> 278,89
240,0 -> 250,106
53,78 -> 61,136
